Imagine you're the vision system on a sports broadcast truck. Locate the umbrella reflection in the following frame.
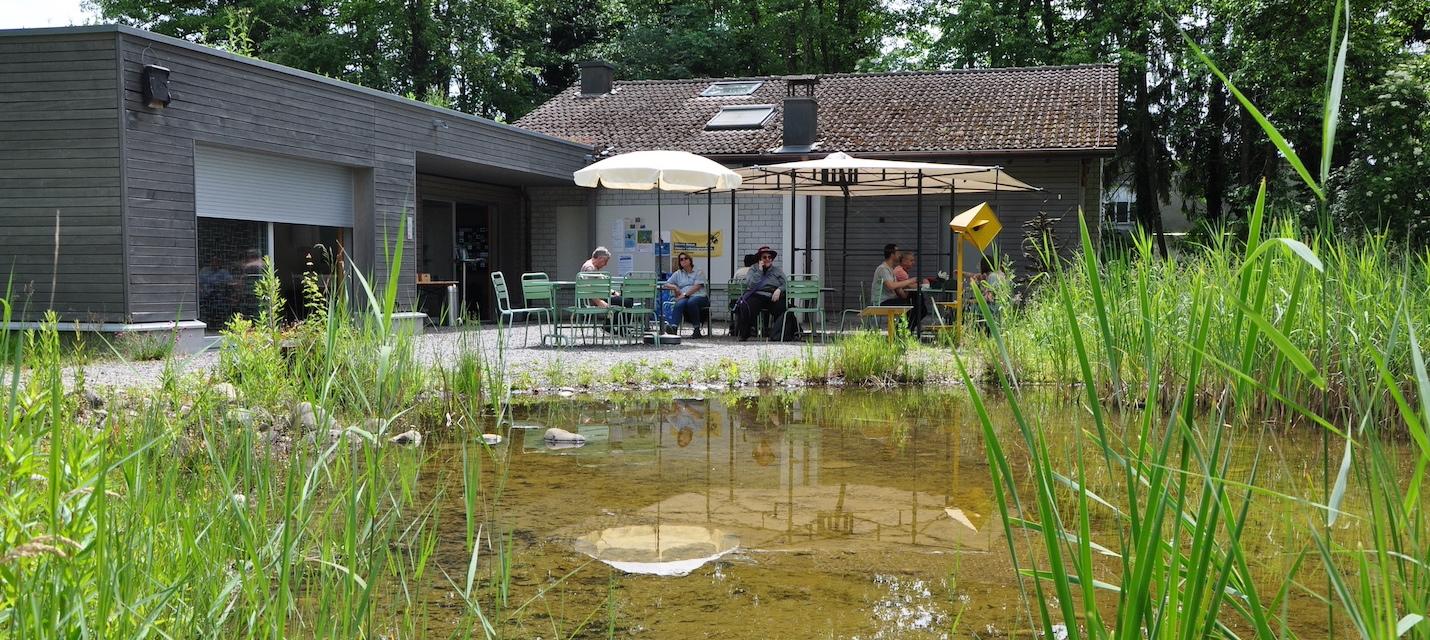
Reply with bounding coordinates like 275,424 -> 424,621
573,524 -> 739,576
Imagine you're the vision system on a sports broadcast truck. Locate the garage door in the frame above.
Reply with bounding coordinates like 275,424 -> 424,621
195,145 -> 355,228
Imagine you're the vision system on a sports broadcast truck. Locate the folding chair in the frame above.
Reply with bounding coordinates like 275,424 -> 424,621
780,276 -> 827,342
617,271 -> 662,344
491,271 -> 552,347
564,273 -> 616,346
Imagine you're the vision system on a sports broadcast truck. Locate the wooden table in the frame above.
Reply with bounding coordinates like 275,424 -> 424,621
860,305 -> 909,343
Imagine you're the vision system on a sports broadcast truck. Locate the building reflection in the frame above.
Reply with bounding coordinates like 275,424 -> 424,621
516,393 -> 995,557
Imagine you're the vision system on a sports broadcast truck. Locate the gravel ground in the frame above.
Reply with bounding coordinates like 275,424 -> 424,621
61,325 -> 841,391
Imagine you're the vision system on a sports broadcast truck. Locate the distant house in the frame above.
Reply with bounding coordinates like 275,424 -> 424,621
517,62 -> 1119,311
0,25 -> 596,345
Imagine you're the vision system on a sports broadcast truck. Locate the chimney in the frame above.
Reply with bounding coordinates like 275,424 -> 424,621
578,60 -> 614,96
781,75 -> 819,152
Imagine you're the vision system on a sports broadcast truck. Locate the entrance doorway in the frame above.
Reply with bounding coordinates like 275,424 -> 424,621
420,199 -> 491,320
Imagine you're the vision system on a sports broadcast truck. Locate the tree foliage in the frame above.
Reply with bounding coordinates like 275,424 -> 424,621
91,0 -> 1429,243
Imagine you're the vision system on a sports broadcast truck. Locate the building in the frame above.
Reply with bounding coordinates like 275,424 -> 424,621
2,24 -> 1119,342
0,25 -> 590,346
517,62 -> 1119,312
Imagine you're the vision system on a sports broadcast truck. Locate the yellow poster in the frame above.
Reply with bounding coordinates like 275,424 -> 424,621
670,229 -> 723,257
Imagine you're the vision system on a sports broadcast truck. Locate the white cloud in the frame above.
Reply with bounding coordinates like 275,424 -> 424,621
0,0 -> 97,30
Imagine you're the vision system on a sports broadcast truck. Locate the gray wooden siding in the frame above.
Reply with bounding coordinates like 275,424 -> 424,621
114,28 -> 589,322
824,155 -> 1098,313
0,33 -> 125,322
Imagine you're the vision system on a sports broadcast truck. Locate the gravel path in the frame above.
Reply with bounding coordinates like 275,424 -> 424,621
63,326 -> 835,391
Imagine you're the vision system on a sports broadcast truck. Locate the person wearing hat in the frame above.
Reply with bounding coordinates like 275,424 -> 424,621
733,246 -> 790,341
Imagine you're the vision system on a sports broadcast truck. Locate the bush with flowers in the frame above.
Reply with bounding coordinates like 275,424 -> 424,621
1329,54 -> 1430,244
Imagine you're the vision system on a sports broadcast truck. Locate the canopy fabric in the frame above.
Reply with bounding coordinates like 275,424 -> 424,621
574,150 -> 743,192
734,151 -> 1037,195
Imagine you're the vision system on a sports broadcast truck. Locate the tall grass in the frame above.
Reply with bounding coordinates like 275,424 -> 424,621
0,222 -> 533,638
983,220 -> 1429,423
960,188 -> 1430,637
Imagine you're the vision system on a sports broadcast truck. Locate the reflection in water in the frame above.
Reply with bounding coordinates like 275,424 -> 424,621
423,390 -> 1008,638
573,524 -> 740,576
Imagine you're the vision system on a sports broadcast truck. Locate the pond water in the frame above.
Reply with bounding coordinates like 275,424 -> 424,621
395,389 -> 1348,638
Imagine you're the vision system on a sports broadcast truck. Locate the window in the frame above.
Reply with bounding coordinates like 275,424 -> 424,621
700,81 -> 763,97
705,105 -> 775,130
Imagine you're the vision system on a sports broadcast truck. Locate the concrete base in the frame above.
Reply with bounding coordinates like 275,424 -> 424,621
390,312 -> 427,336
3,320 -> 214,353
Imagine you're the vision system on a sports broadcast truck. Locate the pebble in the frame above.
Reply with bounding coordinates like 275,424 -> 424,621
213,383 -> 239,403
481,433 -> 502,445
389,429 -> 423,447
83,389 -> 104,409
543,427 -> 586,443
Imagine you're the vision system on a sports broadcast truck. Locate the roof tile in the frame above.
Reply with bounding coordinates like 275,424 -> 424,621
515,65 -> 1119,156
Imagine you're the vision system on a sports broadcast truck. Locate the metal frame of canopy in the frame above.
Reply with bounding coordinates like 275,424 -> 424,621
735,153 -> 1038,319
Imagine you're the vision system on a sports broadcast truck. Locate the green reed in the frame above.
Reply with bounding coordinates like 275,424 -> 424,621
960,8 -> 1430,630
0,219 -> 532,638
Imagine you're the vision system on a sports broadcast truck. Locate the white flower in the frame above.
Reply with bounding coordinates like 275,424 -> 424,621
1415,147 -> 1423,156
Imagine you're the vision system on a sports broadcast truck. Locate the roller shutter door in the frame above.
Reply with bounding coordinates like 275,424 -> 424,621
195,145 -> 354,228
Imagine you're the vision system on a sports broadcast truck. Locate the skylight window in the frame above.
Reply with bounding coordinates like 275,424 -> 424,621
705,105 -> 775,130
700,81 -> 763,97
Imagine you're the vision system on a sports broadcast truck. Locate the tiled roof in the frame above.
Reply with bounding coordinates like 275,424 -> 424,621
515,65 -> 1119,157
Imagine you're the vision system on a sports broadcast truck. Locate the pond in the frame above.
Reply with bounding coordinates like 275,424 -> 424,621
392,389 -> 1352,638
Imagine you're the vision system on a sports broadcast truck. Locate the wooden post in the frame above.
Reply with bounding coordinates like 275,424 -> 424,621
954,236 -> 964,344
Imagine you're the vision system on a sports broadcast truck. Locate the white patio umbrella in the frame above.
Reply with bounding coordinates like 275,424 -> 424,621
735,151 -> 1037,314
574,150 -> 742,192
574,150 -> 742,340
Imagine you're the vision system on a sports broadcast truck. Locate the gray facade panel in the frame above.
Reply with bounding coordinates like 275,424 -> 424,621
112,30 -> 589,322
0,32 -> 124,323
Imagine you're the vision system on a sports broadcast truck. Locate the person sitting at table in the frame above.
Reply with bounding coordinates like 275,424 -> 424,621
968,255 -> 1008,327
872,246 -> 927,330
733,246 -> 790,341
578,246 -> 629,308
662,252 -> 709,338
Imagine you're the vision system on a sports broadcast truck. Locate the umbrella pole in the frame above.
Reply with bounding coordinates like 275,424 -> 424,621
730,191 -> 737,280
841,189 -> 849,314
916,170 -> 923,333
707,190 -> 713,334
656,189 -> 662,275
790,178 -> 798,274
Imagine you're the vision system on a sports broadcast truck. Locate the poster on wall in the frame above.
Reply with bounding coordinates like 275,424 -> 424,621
617,254 -> 634,275
671,229 -> 723,257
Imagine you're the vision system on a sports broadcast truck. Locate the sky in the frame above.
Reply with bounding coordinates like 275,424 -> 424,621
0,0 -> 97,29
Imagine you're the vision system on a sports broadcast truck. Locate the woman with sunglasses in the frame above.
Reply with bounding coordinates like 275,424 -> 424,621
662,252 -> 709,338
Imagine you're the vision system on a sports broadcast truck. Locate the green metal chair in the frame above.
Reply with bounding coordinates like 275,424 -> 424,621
617,271 -> 662,344
520,272 -> 556,345
564,273 -> 615,346
491,271 -> 552,347
780,276 -> 826,342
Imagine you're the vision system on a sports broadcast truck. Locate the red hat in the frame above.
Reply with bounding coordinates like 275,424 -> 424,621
756,246 -> 777,258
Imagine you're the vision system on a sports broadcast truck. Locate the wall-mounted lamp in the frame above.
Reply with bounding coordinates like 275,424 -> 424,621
431,118 -> 449,130
141,64 -> 171,109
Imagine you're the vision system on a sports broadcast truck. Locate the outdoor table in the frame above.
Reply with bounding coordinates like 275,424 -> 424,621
860,305 -> 909,343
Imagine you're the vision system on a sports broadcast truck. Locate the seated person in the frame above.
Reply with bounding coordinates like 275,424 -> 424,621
733,253 -> 757,281
733,246 -> 794,341
578,246 -> 630,308
872,247 -> 928,330
968,256 -> 1008,326
662,252 -> 709,338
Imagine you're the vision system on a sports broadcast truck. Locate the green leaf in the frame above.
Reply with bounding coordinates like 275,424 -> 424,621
1320,0 -> 1349,187
1231,297 -> 1327,389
